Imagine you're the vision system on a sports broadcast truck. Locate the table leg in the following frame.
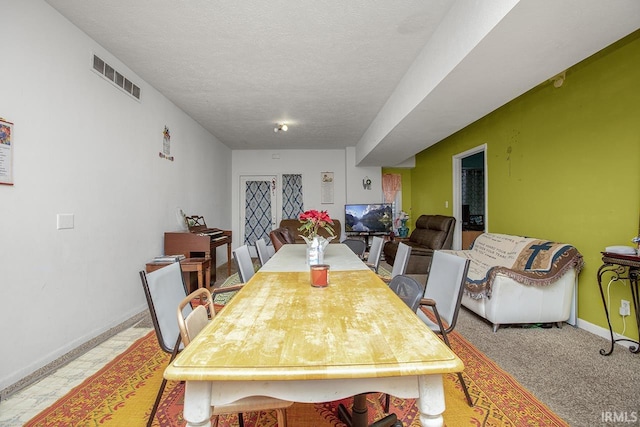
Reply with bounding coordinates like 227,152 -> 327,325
226,242 -> 232,277
628,270 -> 640,353
205,261 -> 211,290
597,264 -> 617,356
597,263 -> 640,355
416,375 -> 445,427
196,264 -> 204,289
183,381 -> 212,427
351,394 -> 368,426
212,250 -> 218,284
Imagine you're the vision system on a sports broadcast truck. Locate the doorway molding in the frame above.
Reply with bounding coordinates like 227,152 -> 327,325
452,144 -> 487,250
239,175 -> 277,253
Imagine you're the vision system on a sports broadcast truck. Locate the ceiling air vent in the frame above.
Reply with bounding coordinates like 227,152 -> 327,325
92,54 -> 141,100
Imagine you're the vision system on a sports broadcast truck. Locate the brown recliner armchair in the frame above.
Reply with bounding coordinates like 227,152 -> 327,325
383,214 -> 455,274
269,227 -> 296,252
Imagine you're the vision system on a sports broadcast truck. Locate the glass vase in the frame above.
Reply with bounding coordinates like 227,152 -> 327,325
398,219 -> 409,238
302,235 -> 333,265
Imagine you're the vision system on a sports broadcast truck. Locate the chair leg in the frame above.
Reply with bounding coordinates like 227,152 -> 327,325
146,378 -> 168,427
457,372 -> 473,407
384,393 -> 390,413
238,413 -> 244,427
147,336 -> 181,427
432,307 -> 473,407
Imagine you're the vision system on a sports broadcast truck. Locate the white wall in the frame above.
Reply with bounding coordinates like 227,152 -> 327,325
0,1 -> 231,391
231,149 -> 383,244
345,147 -> 385,204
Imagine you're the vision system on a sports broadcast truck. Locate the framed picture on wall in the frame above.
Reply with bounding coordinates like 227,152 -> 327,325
321,171 -> 334,204
0,118 -> 14,186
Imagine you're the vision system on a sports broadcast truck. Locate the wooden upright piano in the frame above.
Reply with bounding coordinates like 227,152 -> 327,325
164,227 -> 232,283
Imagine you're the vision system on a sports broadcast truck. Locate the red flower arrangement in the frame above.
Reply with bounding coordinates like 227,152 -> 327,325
298,209 -> 335,239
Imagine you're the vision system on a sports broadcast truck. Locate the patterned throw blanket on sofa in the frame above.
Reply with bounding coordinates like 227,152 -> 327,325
444,233 -> 584,299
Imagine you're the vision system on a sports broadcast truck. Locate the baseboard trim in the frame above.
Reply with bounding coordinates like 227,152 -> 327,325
0,310 -> 148,401
576,318 -> 636,350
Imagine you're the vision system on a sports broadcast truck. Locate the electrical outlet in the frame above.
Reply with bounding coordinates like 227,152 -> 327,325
620,300 -> 631,316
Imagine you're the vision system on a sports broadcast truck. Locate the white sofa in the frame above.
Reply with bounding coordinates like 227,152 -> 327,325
443,233 -> 584,332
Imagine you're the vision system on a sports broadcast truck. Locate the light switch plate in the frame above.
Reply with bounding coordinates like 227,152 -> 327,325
57,213 -> 74,230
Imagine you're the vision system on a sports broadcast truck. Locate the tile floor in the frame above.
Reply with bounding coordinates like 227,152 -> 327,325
0,325 -> 153,426
0,262 -> 237,426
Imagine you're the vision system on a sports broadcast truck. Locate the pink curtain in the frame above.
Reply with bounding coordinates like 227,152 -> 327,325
382,174 -> 402,203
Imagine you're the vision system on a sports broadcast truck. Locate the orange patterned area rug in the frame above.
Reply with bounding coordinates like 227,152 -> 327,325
25,327 -> 567,427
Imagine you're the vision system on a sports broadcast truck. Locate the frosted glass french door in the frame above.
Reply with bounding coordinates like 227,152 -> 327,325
240,176 -> 277,248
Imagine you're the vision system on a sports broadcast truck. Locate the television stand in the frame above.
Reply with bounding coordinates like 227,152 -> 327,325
346,232 -> 391,252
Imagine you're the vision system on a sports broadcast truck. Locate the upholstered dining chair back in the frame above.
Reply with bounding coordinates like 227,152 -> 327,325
388,275 -> 423,312
140,262 -> 190,354
139,261 -> 191,426
389,242 -> 412,279
342,238 -> 366,259
256,237 -> 274,266
418,251 -> 470,334
366,236 -> 384,273
233,244 -> 255,283
416,250 -> 473,407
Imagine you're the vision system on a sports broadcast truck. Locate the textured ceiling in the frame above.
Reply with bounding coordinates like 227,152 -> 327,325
45,0 -> 640,166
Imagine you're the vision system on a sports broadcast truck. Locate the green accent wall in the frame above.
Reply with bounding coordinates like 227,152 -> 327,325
391,30 -> 640,338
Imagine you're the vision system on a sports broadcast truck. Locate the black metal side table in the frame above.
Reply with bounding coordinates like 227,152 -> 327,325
597,252 -> 640,355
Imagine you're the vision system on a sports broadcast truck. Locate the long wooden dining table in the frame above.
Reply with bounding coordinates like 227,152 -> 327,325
164,243 -> 463,427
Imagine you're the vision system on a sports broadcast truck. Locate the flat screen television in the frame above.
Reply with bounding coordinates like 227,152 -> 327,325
344,203 -> 393,234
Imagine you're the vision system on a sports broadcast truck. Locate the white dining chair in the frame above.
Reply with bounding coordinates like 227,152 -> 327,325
417,250 -> 473,406
233,244 -> 255,283
139,262 -> 243,427
381,242 -> 411,283
365,236 -> 384,273
256,237 -> 274,266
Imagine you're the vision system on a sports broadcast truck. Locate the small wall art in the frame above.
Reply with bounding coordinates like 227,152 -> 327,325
159,125 -> 174,161
0,118 -> 14,185
321,171 -> 334,204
